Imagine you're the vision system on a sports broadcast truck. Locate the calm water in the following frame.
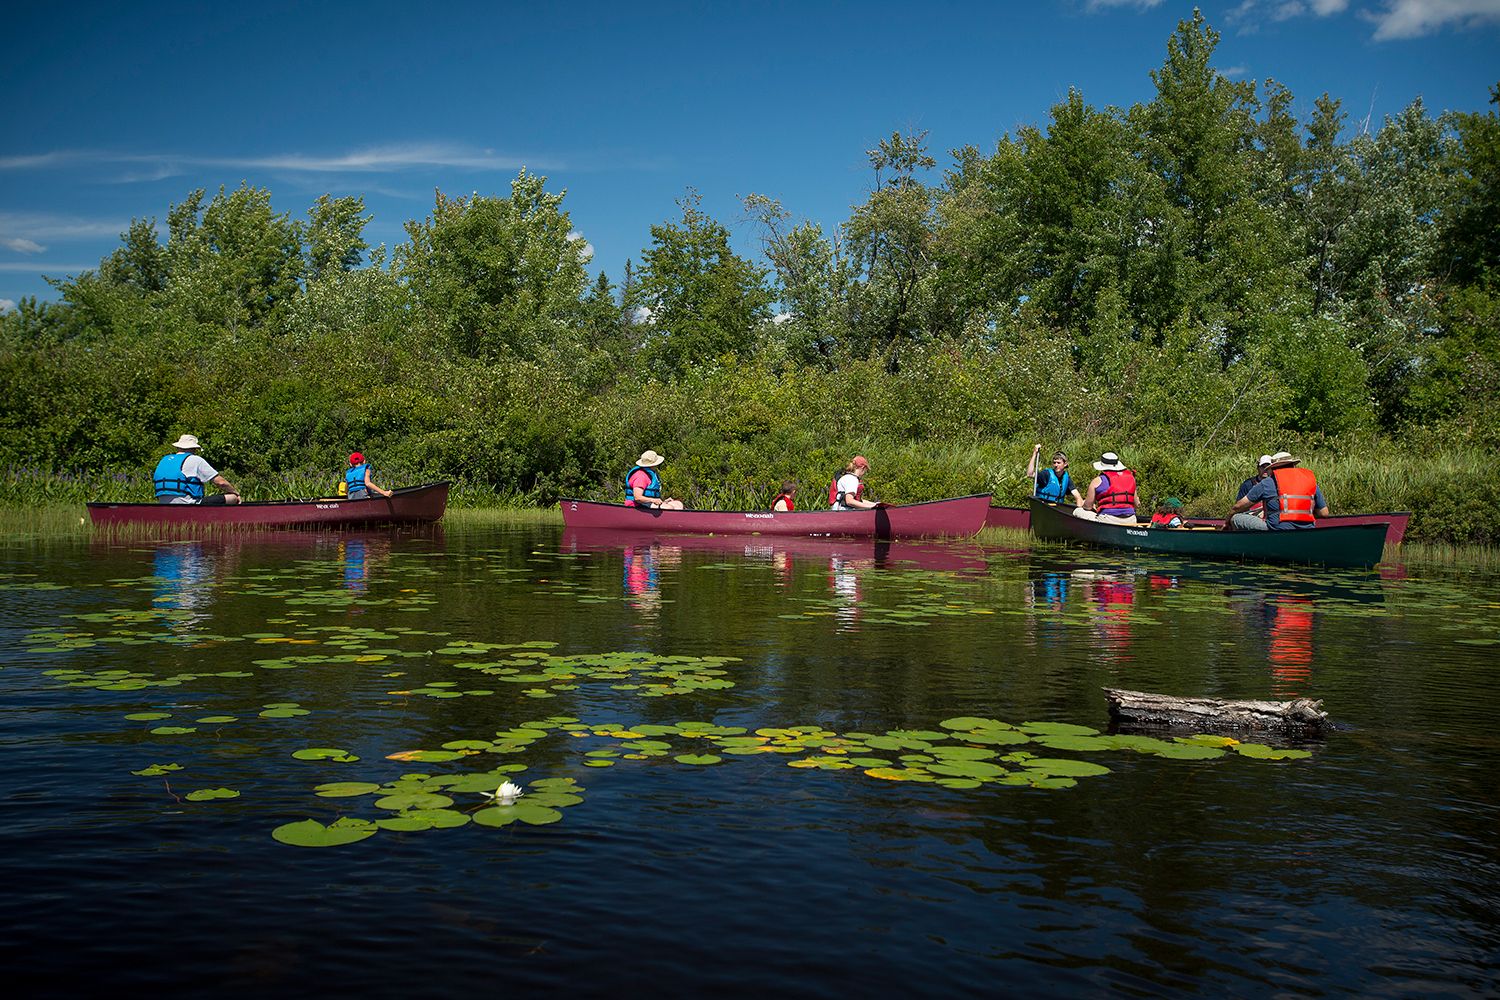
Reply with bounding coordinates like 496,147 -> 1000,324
1,523 -> 1497,997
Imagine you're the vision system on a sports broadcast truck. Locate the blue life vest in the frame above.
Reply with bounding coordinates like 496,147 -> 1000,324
153,453 -> 204,500
625,465 -> 662,505
345,463 -> 372,498
1035,467 -> 1073,503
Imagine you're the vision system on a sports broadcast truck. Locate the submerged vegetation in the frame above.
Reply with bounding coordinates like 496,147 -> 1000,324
2,12 -> 1497,542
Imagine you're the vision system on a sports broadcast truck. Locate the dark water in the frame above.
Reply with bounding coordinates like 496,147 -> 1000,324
1,523 -> 1496,997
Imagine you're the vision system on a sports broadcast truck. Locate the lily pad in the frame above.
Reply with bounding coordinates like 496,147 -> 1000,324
1022,758 -> 1112,777
313,781 -> 382,798
271,817 -> 377,848
1233,743 -> 1312,760
374,791 -> 454,811
131,763 -> 182,776
292,748 -> 359,762
125,712 -> 172,721
675,754 -> 722,765
185,787 -> 240,801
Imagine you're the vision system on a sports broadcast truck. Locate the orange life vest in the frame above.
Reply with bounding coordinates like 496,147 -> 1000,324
1272,467 -> 1319,524
773,493 -> 795,512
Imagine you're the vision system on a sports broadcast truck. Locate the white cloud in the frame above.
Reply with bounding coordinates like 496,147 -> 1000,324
1232,0 -> 1348,25
631,305 -> 654,325
1311,0 -> 1350,12
1084,0 -> 1164,10
0,212 -> 128,241
2,237 -> 45,254
1369,0 -> 1500,39
1221,64 -> 1250,78
567,231 -> 595,261
772,311 -> 793,325
0,143 -> 563,178
0,299 -> 15,313
0,262 -> 91,272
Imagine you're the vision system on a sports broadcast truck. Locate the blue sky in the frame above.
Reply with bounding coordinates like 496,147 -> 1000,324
3,0 -> 1498,311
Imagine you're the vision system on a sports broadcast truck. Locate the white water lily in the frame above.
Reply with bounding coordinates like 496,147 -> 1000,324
486,780 -> 523,806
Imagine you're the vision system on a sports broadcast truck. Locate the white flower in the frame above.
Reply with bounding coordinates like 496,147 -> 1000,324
486,780 -> 523,805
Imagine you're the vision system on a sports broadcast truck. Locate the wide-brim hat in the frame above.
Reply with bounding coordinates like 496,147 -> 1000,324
172,434 -> 200,450
1267,451 -> 1300,469
1092,451 -> 1127,472
636,450 -> 664,468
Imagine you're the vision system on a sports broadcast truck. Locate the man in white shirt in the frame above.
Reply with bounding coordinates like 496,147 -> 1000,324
152,434 -> 242,505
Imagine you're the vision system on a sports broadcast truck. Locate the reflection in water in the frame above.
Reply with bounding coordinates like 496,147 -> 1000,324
1268,595 -> 1315,697
340,537 -> 392,595
622,543 -> 680,622
151,542 -> 217,627
828,555 -> 863,630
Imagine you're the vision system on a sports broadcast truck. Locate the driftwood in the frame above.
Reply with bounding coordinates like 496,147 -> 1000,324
1104,687 -> 1329,733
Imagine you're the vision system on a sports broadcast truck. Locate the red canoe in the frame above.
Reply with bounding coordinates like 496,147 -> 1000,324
984,504 -> 1410,545
559,494 -> 992,539
87,482 -> 450,529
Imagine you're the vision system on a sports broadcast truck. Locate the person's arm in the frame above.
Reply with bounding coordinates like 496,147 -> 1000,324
1069,487 -> 1083,505
632,483 -> 656,508
210,473 -> 240,497
1027,445 -> 1041,479
365,467 -> 393,499
1081,477 -> 1101,512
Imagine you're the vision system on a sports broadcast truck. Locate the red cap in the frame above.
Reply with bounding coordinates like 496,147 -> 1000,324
349,452 -> 364,465
851,455 -> 869,469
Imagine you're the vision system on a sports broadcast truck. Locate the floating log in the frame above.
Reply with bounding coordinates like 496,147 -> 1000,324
1104,687 -> 1329,733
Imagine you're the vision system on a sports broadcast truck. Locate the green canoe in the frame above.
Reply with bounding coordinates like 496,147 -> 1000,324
1028,499 -> 1388,569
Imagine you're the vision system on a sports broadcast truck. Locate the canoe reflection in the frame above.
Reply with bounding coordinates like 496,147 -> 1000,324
561,528 -> 989,575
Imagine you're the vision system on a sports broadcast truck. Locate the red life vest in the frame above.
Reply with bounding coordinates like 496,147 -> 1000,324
773,493 -> 795,512
1272,467 -> 1318,524
1149,511 -> 1179,527
828,476 -> 863,507
1095,469 -> 1137,512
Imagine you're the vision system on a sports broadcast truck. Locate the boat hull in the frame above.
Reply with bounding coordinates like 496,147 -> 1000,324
988,504 -> 1410,545
86,482 -> 450,529
559,494 -> 991,539
1028,499 -> 1387,568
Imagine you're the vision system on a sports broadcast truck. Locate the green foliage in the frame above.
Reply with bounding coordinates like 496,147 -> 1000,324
1,12 -> 1496,545
629,192 -> 772,371
396,170 -> 590,358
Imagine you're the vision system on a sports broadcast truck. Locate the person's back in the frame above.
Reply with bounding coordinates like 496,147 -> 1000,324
1095,469 -> 1137,519
151,434 -> 241,505
1239,453 -> 1327,530
154,451 -> 207,504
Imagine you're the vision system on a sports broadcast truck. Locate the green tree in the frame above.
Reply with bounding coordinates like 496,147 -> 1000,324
843,130 -> 939,357
744,193 -> 852,362
628,192 -> 771,370
396,169 -> 591,358
305,194 -> 371,281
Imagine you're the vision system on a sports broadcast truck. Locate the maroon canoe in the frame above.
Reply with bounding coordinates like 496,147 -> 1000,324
559,494 -> 992,539
985,505 -> 1410,545
87,482 -> 449,529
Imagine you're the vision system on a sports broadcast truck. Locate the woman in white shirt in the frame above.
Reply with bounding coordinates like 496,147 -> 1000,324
831,456 -> 878,510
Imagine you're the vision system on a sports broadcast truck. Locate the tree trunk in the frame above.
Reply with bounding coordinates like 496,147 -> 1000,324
1104,687 -> 1328,733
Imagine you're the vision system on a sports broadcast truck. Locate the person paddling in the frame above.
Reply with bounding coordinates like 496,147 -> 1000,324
830,456 -> 878,511
772,480 -> 797,512
625,450 -> 684,510
1226,451 -> 1328,531
1073,451 -> 1137,525
1028,445 -> 1083,505
344,452 -> 393,500
153,434 -> 241,505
